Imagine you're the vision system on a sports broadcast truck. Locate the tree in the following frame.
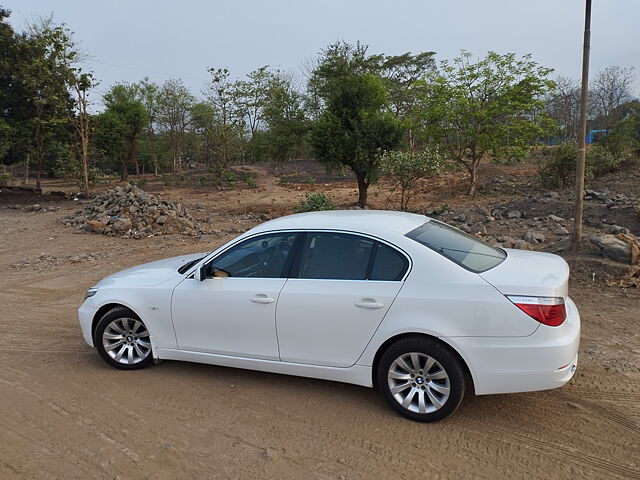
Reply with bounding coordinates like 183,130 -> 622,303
424,51 -> 554,195
235,66 -> 273,140
546,76 -> 581,141
309,42 -> 403,207
189,101 -> 217,166
590,66 -> 635,130
206,68 -> 245,171
138,78 -> 161,175
380,52 -> 436,154
97,84 -> 148,180
156,79 -> 194,172
10,18 -> 75,188
380,148 -> 447,211
259,72 -> 308,169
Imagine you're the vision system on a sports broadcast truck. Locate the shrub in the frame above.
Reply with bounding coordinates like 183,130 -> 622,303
224,170 -> 237,188
380,148 -> 448,211
540,142 -> 592,189
295,192 -> 336,213
243,172 -> 258,189
199,175 -> 208,186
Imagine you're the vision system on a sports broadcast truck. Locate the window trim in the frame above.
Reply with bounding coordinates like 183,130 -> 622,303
189,229 -> 412,282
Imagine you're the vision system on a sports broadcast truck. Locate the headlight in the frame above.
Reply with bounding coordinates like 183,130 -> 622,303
85,287 -> 98,301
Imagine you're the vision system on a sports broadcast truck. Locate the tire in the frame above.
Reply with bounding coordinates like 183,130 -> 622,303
377,336 -> 466,422
93,306 -> 154,370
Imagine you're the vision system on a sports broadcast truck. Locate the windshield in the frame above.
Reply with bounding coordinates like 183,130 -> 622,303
406,220 -> 506,273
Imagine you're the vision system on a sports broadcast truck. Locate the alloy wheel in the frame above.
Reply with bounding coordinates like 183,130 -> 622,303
387,352 -> 451,414
102,317 -> 151,365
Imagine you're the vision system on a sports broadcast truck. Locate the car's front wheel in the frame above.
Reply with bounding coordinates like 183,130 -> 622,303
94,306 -> 154,370
377,337 -> 466,422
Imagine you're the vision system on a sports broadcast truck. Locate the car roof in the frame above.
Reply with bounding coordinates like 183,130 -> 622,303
250,210 -> 428,236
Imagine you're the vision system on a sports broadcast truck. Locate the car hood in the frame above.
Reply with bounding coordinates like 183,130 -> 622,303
97,253 -> 207,288
479,249 -> 569,298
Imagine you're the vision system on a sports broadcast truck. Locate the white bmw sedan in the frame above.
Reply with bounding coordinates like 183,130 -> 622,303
79,210 -> 580,422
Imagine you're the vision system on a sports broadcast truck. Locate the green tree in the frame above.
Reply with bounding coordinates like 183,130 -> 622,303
206,68 -> 245,171
97,84 -> 148,180
309,42 -> 403,207
157,79 -> 194,172
11,18 -> 75,189
138,78 -> 161,175
189,101 -> 217,166
380,148 -> 447,211
380,52 -> 436,154
259,72 -> 308,169
424,51 -> 554,195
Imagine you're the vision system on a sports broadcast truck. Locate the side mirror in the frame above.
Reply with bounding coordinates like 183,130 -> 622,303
194,264 -> 207,281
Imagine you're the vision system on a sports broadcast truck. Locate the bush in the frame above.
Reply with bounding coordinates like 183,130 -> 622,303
224,170 -> 237,188
539,142 -> 626,189
540,142 -> 591,189
295,192 -> 336,213
589,144 -> 621,175
243,172 -> 258,189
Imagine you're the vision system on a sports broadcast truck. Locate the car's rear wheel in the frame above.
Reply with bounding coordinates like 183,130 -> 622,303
94,307 -> 154,370
377,337 -> 466,422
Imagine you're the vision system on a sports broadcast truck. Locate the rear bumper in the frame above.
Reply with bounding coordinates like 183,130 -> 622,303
78,302 -> 97,348
446,297 -> 581,395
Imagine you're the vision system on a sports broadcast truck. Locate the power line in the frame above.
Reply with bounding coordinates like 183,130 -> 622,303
90,59 -> 211,83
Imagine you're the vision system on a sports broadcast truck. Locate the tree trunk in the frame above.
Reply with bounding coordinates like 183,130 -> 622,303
467,160 -> 478,196
355,171 -> 369,208
121,159 -> 128,181
408,129 -> 417,156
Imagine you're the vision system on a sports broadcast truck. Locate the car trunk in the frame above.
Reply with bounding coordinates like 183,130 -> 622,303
479,249 -> 569,298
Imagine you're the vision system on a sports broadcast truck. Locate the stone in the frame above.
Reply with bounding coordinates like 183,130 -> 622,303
523,231 -> 546,244
513,240 -> 530,250
548,215 -> 564,222
589,235 -> 632,264
603,224 -> 629,235
156,215 -> 168,225
507,210 -> 522,219
474,206 -> 491,217
85,220 -> 106,234
543,191 -> 560,199
585,189 -> 608,201
552,225 -> 570,235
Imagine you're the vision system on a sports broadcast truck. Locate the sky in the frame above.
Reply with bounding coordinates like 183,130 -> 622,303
4,0 -> 640,110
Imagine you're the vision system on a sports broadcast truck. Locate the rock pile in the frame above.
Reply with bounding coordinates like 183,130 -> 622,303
63,184 -> 202,238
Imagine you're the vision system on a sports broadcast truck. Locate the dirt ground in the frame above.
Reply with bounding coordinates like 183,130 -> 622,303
1,163 -> 639,479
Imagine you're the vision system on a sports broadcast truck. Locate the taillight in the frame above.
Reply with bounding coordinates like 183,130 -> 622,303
507,296 -> 566,327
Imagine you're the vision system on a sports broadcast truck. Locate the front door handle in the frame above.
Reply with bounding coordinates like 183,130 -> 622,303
250,294 -> 275,304
355,299 -> 384,309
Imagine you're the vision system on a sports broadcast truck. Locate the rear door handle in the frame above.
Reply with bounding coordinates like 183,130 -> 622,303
355,299 -> 384,309
250,294 -> 275,304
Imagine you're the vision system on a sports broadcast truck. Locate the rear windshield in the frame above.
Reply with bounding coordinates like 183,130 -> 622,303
406,220 -> 506,273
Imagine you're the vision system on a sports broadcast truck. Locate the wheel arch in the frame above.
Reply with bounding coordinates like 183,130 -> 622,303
372,332 -> 476,394
91,303 -> 141,340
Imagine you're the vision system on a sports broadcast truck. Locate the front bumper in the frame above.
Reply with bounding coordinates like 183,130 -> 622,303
446,297 -> 581,395
78,302 -> 97,348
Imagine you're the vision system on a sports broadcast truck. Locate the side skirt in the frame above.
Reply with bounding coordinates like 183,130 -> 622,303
155,348 -> 373,388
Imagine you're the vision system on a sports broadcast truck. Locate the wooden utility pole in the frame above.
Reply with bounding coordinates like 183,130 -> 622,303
571,0 -> 592,252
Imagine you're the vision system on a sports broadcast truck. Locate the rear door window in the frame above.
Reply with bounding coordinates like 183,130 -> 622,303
299,232 -> 373,280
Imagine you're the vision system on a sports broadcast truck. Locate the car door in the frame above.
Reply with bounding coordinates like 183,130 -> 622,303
276,232 -> 410,367
171,231 -> 300,360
